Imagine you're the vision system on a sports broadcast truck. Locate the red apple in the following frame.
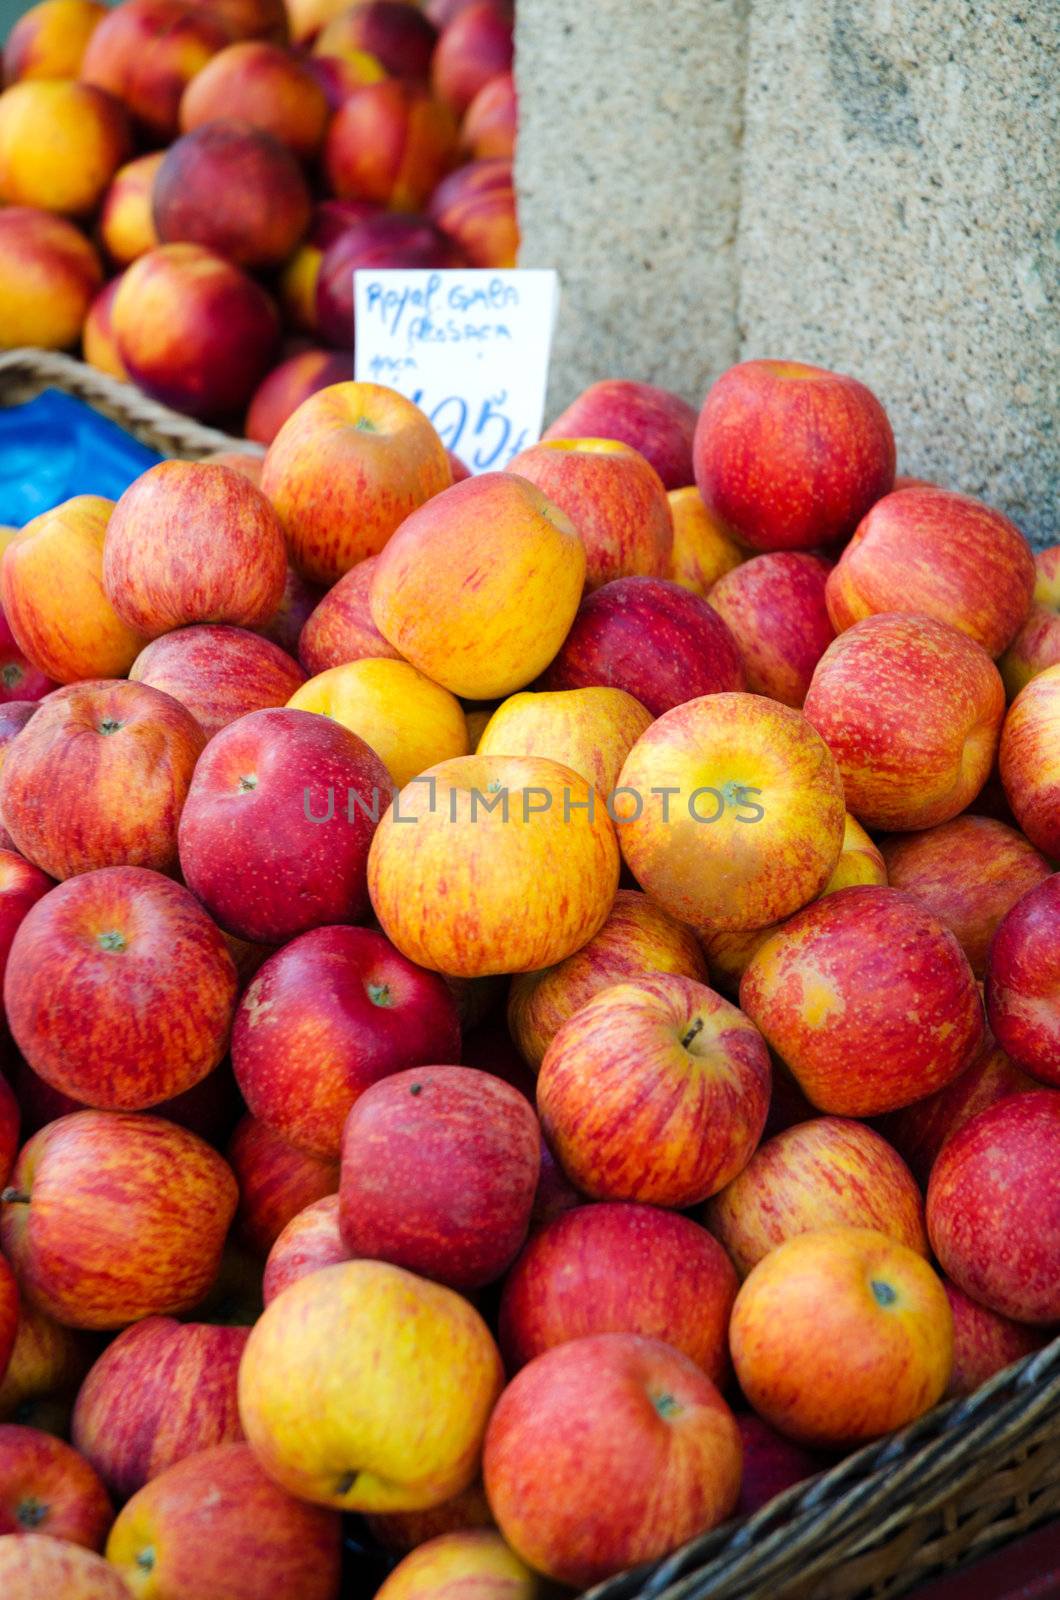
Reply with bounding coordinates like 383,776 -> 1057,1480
112,244 -> 279,422
507,889 -> 708,1071
227,1114 -> 339,1257
943,1279 -> 1047,1398
538,974 -> 770,1207
427,156 -> 516,268
0,1074 -> 17,1189
878,1033 -> 1036,1186
733,1413 -> 826,1517
323,81 -> 457,213
0,602 -> 55,704
130,625 -> 306,741
299,557 -> 403,676
315,214 -> 462,350
707,551 -> 835,707
986,874 -> 1060,1087
0,1254 -> 16,1387
0,680 -> 205,881
79,0 -> 229,143
71,1318 -> 248,1501
694,359 -> 895,552
244,350 -> 351,447
432,0 -> 512,116
0,705 -> 38,851
927,1090 -> 1060,1324
314,1 -> 437,77
0,1110 -> 238,1329
262,1194 -> 348,1306
0,1532 -> 134,1596
233,925 -> 462,1159
483,1332 -> 742,1588
254,566 -> 324,659
543,380 -> 697,492
179,40 -> 328,160
540,576 -> 745,716
178,707 -> 391,945
103,460 -> 287,639
0,851 -> 51,1002
461,69 -> 516,161
9,1055 -> 242,1150
740,887 -> 984,1117
999,544 -> 1060,698
826,487 -> 1035,657
803,613 -> 1005,831
498,1202 -> 736,1384
0,1424 -> 112,1548
5,867 -> 237,1112
704,1117 -> 928,1279
0,1302 -> 91,1429
999,663 -> 1060,859
105,1442 -> 341,1600
881,815 -> 1053,978
153,121 -> 310,272
339,1065 -> 540,1289
506,440 -> 673,591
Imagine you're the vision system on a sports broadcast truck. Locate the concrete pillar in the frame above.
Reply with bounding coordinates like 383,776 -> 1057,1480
513,0 -> 748,417
737,1 -> 1058,546
515,0 -> 1058,545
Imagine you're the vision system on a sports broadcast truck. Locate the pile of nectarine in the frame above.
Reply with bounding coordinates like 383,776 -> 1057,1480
0,356 -> 1057,1600
0,0 -> 518,435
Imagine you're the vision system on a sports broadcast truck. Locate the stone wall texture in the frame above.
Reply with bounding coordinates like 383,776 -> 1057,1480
515,0 -> 1059,546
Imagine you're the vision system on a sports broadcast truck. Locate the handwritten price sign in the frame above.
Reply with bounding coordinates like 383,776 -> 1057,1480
353,268 -> 560,472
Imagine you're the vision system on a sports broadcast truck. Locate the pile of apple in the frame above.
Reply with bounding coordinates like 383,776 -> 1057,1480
0,358 -> 1058,1600
0,0 -> 516,440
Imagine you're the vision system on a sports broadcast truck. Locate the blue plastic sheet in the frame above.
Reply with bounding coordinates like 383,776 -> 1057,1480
0,388 -> 162,528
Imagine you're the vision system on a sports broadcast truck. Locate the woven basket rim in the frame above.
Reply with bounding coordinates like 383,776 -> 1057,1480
0,347 -> 264,460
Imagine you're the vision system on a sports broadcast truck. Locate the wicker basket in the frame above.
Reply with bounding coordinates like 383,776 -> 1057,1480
0,347 -> 264,462
5,346 -> 1058,1600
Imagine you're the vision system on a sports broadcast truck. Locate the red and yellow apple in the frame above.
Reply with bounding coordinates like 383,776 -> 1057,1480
324,81 -> 457,211
0,1424 -> 112,1549
112,244 -> 279,421
998,545 -> 1060,697
314,1 -> 438,78
130,625 -> 306,741
704,1117 -> 927,1277
825,487 -> 1035,658
507,888 -> 706,1070
427,156 -> 517,267
498,1202 -> 737,1383
98,153 -> 162,267
105,1442 -> 341,1600
544,379 -> 698,492
0,681 -> 204,881
370,474 -> 585,700
262,1194 -> 347,1305
616,690 -> 845,930
0,1534 -> 134,1599
71,1318 -> 249,1501
368,754 -> 620,977
0,1109 -> 238,1329
740,886 -> 984,1117
506,439 -> 673,591
0,208 -> 102,351
3,0 -> 105,84
244,350 -> 350,447
540,575 -> 745,715
178,706 -> 391,944
461,70 -> 516,160
79,0 -> 229,143
298,557 -> 402,675
179,41 -> 329,160
432,0 -> 512,116
999,662 -> 1060,859
708,551 -> 835,707
477,686 -> 652,801
262,382 -> 451,586
985,874 -> 1060,1087
227,1115 -> 339,1258
730,1227 -> 952,1447
289,658 -> 468,788
484,1332 -> 741,1588
881,815 -> 1052,978
82,277 -> 128,382
943,1280 -> 1047,1398
5,866 -> 237,1112
238,1259 -> 504,1510
803,613 -> 1006,831
153,121 -> 311,272
667,487 -> 744,593
538,973 -> 770,1206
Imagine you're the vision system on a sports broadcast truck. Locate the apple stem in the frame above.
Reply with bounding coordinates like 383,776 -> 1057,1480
0,1188 -> 28,1205
681,1018 -> 704,1050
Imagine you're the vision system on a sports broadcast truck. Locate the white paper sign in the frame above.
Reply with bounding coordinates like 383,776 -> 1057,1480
353,268 -> 560,473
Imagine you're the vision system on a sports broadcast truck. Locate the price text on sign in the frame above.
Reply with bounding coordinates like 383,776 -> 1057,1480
353,268 -> 560,473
